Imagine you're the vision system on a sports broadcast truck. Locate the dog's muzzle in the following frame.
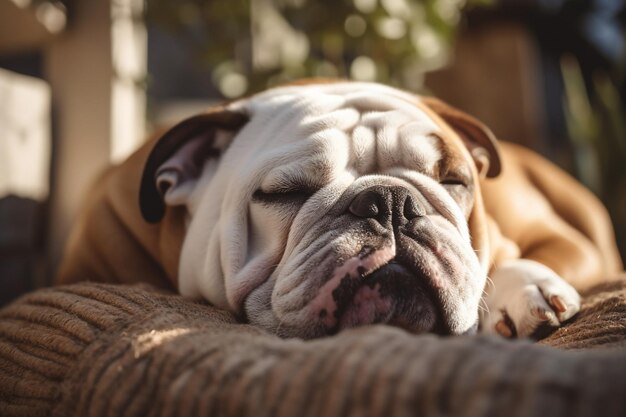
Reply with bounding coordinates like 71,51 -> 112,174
307,185 -> 447,334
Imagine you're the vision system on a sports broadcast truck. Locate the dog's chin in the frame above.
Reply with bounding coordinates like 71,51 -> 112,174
244,260 -> 444,339
326,262 -> 439,334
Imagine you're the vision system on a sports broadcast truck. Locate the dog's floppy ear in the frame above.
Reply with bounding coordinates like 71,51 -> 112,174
139,105 -> 249,223
421,97 -> 501,178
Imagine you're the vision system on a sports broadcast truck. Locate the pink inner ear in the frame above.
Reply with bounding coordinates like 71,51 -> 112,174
453,125 -> 500,178
471,147 -> 491,178
155,134 -> 213,194
156,170 -> 178,197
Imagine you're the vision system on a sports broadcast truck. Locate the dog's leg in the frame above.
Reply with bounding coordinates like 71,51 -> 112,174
480,259 -> 581,338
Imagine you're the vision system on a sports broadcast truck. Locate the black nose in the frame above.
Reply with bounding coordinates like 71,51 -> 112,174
348,185 -> 423,226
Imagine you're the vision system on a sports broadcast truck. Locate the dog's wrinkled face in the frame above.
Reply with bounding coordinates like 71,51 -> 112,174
140,82 -> 500,338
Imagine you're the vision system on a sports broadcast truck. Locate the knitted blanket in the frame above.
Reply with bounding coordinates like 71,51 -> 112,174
1,277 -> 625,417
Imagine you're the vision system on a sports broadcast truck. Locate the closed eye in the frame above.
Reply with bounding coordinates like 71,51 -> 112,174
440,178 -> 467,187
252,188 -> 313,205
440,176 -> 474,216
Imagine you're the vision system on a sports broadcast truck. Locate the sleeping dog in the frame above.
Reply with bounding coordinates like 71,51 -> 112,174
57,81 -> 623,339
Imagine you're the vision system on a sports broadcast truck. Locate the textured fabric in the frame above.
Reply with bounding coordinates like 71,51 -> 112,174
540,280 -> 626,349
0,278 -> 625,417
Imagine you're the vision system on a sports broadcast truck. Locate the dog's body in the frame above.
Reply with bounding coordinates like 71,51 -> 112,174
57,81 -> 622,339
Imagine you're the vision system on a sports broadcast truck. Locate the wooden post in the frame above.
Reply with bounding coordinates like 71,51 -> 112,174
45,0 -> 146,279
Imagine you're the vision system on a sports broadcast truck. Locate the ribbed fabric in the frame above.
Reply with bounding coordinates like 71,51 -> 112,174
0,279 -> 625,417
539,280 -> 626,349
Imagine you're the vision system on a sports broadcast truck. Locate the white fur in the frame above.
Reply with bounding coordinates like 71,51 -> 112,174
166,82 -> 484,336
179,83 -> 444,309
480,259 -> 581,337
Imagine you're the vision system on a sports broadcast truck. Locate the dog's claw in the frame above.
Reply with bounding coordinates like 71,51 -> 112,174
531,307 -> 559,327
495,319 -> 513,338
549,295 -> 567,314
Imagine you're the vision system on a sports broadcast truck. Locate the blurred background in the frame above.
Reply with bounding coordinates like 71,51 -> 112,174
0,0 -> 624,305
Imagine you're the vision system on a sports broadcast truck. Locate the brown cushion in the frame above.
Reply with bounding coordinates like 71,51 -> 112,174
1,278 -> 625,417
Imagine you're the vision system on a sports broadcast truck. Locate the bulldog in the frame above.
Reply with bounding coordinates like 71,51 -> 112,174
57,81 -> 623,339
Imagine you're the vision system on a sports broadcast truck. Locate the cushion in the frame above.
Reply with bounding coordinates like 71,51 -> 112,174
1,277 -> 625,417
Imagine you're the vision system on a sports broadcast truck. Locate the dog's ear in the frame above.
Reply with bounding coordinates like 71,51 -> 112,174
139,105 -> 249,223
421,97 -> 501,178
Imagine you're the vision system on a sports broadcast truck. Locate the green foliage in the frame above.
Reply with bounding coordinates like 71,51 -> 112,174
146,0 -> 492,98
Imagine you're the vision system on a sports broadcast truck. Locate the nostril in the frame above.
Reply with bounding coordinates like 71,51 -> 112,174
403,195 -> 423,220
349,190 -> 381,218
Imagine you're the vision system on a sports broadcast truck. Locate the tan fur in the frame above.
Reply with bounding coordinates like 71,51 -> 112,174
56,133 -> 185,289
481,142 -> 623,290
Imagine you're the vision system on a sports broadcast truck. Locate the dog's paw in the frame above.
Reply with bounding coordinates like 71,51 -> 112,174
480,259 -> 581,338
